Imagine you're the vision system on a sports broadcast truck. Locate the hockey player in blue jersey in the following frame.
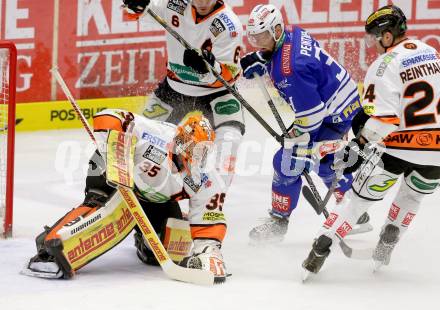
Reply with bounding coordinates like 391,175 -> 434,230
240,4 -> 369,244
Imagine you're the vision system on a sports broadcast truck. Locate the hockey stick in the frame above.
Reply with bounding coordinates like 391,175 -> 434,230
145,7 -> 327,207
254,74 -> 330,214
144,8 -> 283,143
254,75 -> 375,260
51,68 -> 215,285
139,8 -> 371,260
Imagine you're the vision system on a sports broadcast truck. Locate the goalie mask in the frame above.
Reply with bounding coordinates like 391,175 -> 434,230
173,115 -> 216,180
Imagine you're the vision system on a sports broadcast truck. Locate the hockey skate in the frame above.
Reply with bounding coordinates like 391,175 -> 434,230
21,250 -> 64,279
302,235 -> 332,281
249,213 -> 289,245
373,224 -> 400,271
348,212 -> 374,235
179,240 -> 228,283
21,227 -> 72,279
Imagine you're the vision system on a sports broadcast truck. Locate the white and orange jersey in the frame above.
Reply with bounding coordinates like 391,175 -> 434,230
149,0 -> 243,96
93,109 -> 225,202
93,109 -> 228,241
362,39 -> 440,166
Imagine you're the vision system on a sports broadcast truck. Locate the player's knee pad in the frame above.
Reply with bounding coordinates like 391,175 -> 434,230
142,92 -> 173,121
38,192 -> 136,277
404,170 -> 440,195
352,162 -> 400,201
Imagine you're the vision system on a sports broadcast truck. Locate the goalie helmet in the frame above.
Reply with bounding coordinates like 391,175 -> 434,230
173,115 -> 215,176
247,4 -> 284,43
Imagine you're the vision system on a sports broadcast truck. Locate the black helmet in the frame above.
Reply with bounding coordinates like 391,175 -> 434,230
365,5 -> 407,38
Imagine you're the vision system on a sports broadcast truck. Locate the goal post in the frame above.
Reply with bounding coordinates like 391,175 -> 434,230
0,41 -> 17,238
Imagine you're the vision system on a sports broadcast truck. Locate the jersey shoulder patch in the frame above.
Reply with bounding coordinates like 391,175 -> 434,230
210,17 -> 227,37
375,51 -> 399,77
166,0 -> 188,15
215,10 -> 241,38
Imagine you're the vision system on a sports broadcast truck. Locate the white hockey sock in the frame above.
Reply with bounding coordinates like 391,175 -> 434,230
318,190 -> 374,243
383,180 -> 424,236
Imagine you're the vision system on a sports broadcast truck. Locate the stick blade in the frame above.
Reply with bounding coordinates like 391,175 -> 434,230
302,186 -> 323,215
339,240 -> 373,260
163,260 -> 215,285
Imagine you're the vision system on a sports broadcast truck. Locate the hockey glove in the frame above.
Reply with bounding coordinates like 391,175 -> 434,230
240,51 -> 271,79
183,49 -> 216,74
342,138 -> 384,174
122,0 -> 150,14
341,138 -> 364,174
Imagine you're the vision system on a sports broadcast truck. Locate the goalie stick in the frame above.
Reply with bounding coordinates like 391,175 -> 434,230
51,68 -> 215,285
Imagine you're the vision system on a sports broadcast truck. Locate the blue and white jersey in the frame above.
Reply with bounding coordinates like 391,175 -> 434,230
267,26 -> 360,138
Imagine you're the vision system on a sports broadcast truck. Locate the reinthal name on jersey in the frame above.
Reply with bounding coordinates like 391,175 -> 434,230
149,0 -> 243,96
363,39 -> 440,166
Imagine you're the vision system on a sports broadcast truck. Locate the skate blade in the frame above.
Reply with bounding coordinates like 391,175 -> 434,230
373,260 -> 383,273
301,268 -> 312,283
20,265 -> 63,279
348,223 -> 373,236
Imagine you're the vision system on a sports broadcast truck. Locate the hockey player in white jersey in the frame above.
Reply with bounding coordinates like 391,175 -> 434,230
122,0 -> 244,264
303,5 -> 440,275
24,110 -> 230,282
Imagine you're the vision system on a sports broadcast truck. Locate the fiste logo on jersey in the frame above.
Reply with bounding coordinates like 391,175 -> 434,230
218,13 -> 237,37
141,132 -> 167,148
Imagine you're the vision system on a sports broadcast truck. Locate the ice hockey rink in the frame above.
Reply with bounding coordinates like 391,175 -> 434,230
1,99 -> 439,310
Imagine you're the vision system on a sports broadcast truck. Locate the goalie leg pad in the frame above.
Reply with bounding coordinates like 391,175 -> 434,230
23,192 -> 136,279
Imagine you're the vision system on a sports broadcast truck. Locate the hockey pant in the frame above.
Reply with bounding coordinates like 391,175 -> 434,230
318,152 -> 440,243
271,120 -> 354,218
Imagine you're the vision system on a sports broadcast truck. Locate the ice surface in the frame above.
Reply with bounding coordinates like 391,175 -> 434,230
1,107 -> 439,310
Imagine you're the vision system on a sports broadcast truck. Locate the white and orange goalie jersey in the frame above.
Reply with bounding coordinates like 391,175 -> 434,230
94,109 -> 228,243
147,0 -> 243,96
362,39 -> 440,166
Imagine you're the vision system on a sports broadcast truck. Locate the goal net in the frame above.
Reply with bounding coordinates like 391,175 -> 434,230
0,42 -> 17,238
